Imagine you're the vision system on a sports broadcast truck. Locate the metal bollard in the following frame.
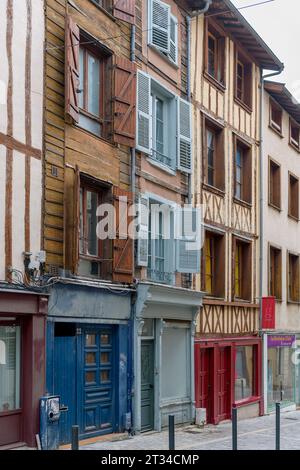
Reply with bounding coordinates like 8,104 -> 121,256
71,425 -> 79,451
169,415 -> 175,450
232,406 -> 238,450
276,402 -> 280,451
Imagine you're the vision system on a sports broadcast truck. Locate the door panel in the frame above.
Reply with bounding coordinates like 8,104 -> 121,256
198,348 -> 213,424
141,340 -> 154,432
217,347 -> 230,422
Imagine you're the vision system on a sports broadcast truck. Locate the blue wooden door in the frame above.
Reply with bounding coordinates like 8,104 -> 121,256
80,327 -> 115,436
54,333 -> 77,445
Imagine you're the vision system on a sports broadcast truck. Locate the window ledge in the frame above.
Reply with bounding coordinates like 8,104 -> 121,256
234,396 -> 260,408
203,71 -> 226,92
268,124 -> 284,139
146,156 -> 176,175
268,202 -> 281,213
233,197 -> 252,209
88,1 -> 116,22
288,213 -> 299,223
287,299 -> 300,305
202,183 -> 225,198
289,141 -> 300,154
148,44 -> 179,70
234,96 -> 252,114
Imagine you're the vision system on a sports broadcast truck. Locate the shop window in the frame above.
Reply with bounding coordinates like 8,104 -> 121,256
233,137 -> 252,204
267,346 -> 295,408
288,252 -> 300,302
269,99 -> 282,134
235,51 -> 252,109
233,238 -> 252,301
235,345 -> 256,401
0,326 -> 21,412
269,246 -> 282,300
203,231 -> 225,298
269,158 -> 281,209
290,119 -> 300,151
288,173 -> 299,220
204,121 -> 225,190
205,22 -> 226,86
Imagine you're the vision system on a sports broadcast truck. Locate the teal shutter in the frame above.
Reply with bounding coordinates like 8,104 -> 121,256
176,207 -> 201,273
149,0 -> 170,54
137,195 -> 149,267
177,98 -> 192,173
136,71 -> 152,154
169,15 -> 178,64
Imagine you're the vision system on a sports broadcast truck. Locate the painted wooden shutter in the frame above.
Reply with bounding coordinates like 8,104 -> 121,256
136,195 -> 149,267
65,17 -> 80,122
64,166 -> 80,274
169,15 -> 178,64
112,187 -> 133,283
113,57 -> 137,147
176,207 -> 200,273
177,98 -> 192,173
113,0 -> 135,24
136,71 -> 152,153
149,0 -> 170,53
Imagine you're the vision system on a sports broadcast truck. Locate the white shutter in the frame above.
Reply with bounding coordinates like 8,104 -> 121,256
176,207 -> 201,273
177,98 -> 192,173
149,0 -> 170,54
136,196 -> 149,267
136,71 -> 152,154
169,15 -> 178,64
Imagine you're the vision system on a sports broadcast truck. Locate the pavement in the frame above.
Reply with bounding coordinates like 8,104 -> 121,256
80,409 -> 300,451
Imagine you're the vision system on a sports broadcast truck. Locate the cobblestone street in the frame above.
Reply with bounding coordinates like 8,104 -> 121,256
80,410 -> 300,451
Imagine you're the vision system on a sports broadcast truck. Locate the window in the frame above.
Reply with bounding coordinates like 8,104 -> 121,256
288,253 -> 300,302
204,122 -> 225,190
78,39 -> 111,138
91,0 -> 111,10
269,246 -> 282,300
148,0 -> 178,64
234,138 -> 252,204
203,231 -> 225,297
235,51 -> 252,108
79,181 -> 110,278
0,325 -> 21,412
205,22 -> 225,86
269,159 -> 281,209
269,99 -> 282,134
288,173 -> 299,220
235,346 -> 256,401
290,119 -> 300,151
233,238 -> 252,301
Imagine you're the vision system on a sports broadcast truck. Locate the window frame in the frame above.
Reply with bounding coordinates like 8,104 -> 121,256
288,171 -> 299,221
203,230 -> 225,298
268,157 -> 281,211
234,48 -> 252,111
204,19 -> 226,89
79,183 -> 103,262
287,251 -> 300,303
269,244 -> 282,300
289,118 -> 300,152
269,98 -> 283,136
203,118 -> 225,192
233,136 -> 252,205
234,343 -> 259,405
233,237 -> 252,302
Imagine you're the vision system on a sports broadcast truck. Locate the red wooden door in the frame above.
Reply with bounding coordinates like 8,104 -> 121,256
195,347 -> 213,424
217,347 -> 230,422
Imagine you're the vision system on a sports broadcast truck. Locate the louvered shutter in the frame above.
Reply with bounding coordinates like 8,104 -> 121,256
136,71 -> 152,154
169,15 -> 178,64
177,97 -> 192,173
113,57 -> 137,147
176,207 -> 201,273
149,0 -> 170,54
112,187 -> 133,283
65,17 -> 80,122
136,196 -> 149,267
64,166 -> 80,274
113,0 -> 135,25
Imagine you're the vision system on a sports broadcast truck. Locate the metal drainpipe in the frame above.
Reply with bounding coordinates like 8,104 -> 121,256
130,24 -> 136,274
259,65 -> 284,416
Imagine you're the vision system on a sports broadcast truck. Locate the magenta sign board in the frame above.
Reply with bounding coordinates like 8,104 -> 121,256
267,335 -> 296,348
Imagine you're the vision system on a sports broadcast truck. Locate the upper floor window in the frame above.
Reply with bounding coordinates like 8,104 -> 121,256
204,120 -> 225,191
290,119 -> 300,151
269,245 -> 282,300
234,137 -> 252,204
269,99 -> 282,134
235,51 -> 252,109
78,40 -> 112,139
203,231 -> 225,298
205,22 -> 226,86
288,172 -> 299,220
90,0 -> 112,11
233,237 -> 252,301
148,0 -> 178,65
288,252 -> 300,302
269,158 -> 281,210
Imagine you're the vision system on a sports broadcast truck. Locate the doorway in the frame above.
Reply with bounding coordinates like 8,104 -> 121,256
141,340 -> 154,432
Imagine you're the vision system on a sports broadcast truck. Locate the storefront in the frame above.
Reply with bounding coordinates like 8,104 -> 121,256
0,288 -> 48,448
195,337 -> 262,425
133,282 -> 203,433
46,280 -> 133,445
263,334 -> 297,413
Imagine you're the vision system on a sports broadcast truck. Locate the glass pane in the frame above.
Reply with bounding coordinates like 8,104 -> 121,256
142,319 -> 154,337
87,53 -> 100,116
268,347 -> 295,407
208,36 -> 216,77
155,98 -> 164,156
208,168 -> 214,186
87,191 -> 98,256
86,352 -> 96,365
100,370 -> 110,382
78,113 -> 101,135
79,48 -> 84,109
101,333 -> 110,345
0,326 -> 21,412
85,371 -> 96,384
235,346 -> 254,400
86,334 -> 96,346
101,352 -> 110,364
